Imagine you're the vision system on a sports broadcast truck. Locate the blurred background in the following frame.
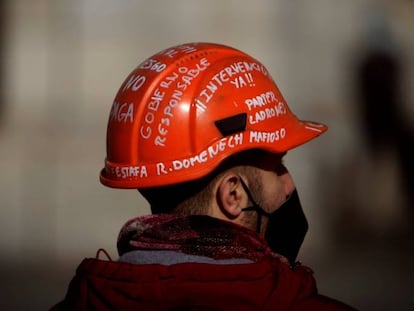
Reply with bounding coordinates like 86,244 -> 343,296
1,0 -> 413,310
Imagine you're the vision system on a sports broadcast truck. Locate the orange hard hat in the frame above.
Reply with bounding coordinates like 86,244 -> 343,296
100,42 -> 327,189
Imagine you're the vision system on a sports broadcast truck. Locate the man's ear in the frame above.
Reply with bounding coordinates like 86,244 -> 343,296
217,174 -> 246,218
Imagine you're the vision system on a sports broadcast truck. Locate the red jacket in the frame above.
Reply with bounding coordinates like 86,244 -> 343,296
53,215 -> 355,310
52,256 -> 355,310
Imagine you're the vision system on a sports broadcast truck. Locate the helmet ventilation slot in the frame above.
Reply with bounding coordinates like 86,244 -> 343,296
214,113 -> 247,137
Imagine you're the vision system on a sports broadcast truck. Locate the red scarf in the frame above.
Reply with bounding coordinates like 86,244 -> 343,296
117,214 -> 277,262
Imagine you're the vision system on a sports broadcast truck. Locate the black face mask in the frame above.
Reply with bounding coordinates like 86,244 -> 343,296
240,178 -> 308,264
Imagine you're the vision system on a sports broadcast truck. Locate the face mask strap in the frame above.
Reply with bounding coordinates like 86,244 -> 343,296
239,176 -> 270,233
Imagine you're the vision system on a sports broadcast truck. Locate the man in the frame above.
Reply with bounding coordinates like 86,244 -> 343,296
53,42 -> 355,310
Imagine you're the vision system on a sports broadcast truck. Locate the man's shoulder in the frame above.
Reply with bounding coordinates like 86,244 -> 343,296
53,257 -> 355,311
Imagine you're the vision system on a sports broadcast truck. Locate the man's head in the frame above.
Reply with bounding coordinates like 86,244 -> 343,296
99,41 -> 326,236
139,149 -> 292,233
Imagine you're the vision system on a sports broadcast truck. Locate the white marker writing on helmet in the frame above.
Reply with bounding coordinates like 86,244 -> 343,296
109,102 -> 134,123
